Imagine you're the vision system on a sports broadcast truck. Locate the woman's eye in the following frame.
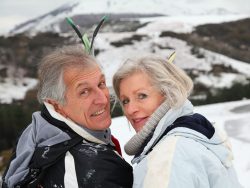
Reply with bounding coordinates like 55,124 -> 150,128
138,93 -> 147,99
122,99 -> 129,105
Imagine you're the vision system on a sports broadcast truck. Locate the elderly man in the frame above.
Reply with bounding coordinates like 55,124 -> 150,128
2,45 -> 133,188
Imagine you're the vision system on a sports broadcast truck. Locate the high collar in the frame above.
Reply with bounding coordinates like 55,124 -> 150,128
42,102 -> 112,145
126,100 -> 194,159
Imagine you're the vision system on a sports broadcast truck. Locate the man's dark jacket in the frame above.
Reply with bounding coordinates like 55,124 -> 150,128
2,104 -> 133,188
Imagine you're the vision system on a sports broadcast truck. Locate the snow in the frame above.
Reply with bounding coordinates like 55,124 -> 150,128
138,14 -> 249,33
95,35 -> 250,89
13,14 -> 65,35
1,0 -> 250,35
70,0 -> 248,15
2,25 -> 249,103
0,77 -> 38,104
196,73 -> 247,89
2,11 -> 250,105
110,99 -> 250,188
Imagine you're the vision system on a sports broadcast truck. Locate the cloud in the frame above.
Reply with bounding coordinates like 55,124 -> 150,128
0,16 -> 27,34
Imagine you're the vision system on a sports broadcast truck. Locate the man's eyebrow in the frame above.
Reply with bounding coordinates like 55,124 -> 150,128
76,74 -> 105,89
76,82 -> 88,89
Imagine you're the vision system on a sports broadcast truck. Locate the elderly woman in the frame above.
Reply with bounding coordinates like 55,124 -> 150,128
112,54 -> 242,188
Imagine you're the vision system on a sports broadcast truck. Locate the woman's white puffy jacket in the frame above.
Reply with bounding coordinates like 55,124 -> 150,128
132,101 -> 242,188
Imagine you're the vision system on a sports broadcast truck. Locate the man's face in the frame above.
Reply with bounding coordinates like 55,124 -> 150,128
56,65 -> 111,130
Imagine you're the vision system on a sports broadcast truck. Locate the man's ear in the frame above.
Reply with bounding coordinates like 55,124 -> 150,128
46,99 -> 67,117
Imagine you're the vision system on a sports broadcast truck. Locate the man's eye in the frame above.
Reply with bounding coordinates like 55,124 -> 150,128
99,81 -> 106,89
80,89 -> 89,96
138,93 -> 147,99
122,99 -> 129,105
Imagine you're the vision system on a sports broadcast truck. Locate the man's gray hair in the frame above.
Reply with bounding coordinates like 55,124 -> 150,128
113,54 -> 193,108
37,44 -> 97,104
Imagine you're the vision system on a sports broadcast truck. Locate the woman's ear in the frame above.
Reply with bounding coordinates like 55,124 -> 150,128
46,99 -> 67,117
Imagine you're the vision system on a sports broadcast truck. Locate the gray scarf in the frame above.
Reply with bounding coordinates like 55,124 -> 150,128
125,100 -> 194,157
124,100 -> 170,155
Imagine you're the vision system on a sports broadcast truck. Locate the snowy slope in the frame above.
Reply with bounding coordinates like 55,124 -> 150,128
66,0 -> 250,15
95,34 -> 250,88
110,99 -> 250,188
0,77 -> 37,104
1,21 -> 250,103
5,0 -> 250,35
1,33 -> 250,104
2,1 -> 249,105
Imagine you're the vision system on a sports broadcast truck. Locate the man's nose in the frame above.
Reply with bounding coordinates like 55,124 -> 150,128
93,89 -> 108,105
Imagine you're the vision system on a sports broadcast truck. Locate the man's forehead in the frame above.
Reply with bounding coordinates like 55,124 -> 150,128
64,66 -> 104,86
65,63 -> 102,76
77,66 -> 102,78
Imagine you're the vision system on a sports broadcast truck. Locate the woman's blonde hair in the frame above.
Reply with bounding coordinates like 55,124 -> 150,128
112,54 -> 193,108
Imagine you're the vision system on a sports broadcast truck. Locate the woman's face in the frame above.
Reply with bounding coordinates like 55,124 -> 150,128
119,71 -> 165,132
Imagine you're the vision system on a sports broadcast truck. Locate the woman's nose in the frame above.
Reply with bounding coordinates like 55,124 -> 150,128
125,101 -> 139,115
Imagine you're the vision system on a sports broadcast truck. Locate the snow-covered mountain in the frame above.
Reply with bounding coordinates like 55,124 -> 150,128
95,33 -> 250,89
8,0 -> 250,35
1,14 -> 250,103
1,31 -> 250,104
1,0 -> 249,105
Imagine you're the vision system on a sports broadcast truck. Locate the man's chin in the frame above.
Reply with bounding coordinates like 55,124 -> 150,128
103,118 -> 112,128
93,118 -> 111,130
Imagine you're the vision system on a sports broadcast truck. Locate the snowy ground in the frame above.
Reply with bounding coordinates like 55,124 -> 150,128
110,99 -> 250,188
0,77 -> 38,104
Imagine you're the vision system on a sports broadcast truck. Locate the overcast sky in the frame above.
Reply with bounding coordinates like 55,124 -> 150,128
0,0 -> 73,33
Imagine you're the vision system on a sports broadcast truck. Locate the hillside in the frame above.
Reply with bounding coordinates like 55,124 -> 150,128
4,0 -> 250,35
1,17 -> 250,104
161,18 -> 250,63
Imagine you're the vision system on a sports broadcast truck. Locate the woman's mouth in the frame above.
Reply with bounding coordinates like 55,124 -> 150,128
132,117 -> 149,127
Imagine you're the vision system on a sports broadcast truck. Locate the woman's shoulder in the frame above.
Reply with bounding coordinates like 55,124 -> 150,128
153,134 -> 211,160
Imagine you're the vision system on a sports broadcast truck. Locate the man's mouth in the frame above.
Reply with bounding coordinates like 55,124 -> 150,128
91,109 -> 105,116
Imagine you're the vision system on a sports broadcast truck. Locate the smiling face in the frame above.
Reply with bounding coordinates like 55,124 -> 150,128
53,65 -> 111,130
119,71 -> 165,132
